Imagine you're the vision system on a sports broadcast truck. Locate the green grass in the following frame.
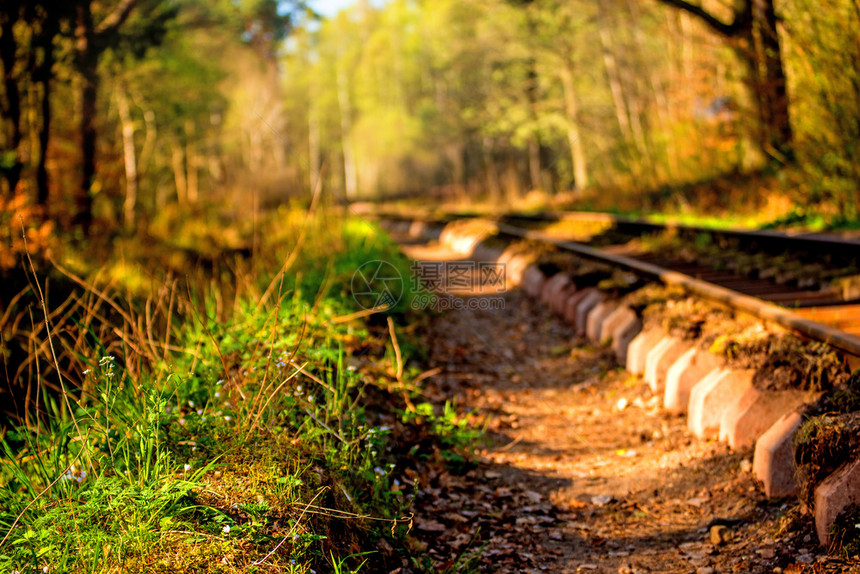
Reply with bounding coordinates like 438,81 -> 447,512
0,208 -> 480,573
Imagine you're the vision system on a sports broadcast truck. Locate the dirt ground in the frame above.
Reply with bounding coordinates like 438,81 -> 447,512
402,243 -> 860,574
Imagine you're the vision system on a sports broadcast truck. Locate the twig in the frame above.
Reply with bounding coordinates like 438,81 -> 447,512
19,217 -> 90,470
253,487 -> 328,566
303,408 -> 348,444
331,305 -> 391,324
387,317 -> 404,382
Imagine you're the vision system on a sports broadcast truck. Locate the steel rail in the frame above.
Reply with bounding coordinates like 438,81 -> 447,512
354,203 -> 860,255
359,205 -> 860,356
499,210 -> 860,256
494,222 -> 860,358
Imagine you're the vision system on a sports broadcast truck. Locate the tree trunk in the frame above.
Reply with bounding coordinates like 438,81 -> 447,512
597,4 -> 633,142
116,84 -> 137,228
0,10 -> 23,196
171,139 -> 187,204
308,97 -> 321,192
336,63 -> 358,199
528,139 -> 541,191
35,33 -> 55,207
482,136 -> 501,201
184,119 -> 198,203
655,0 -> 793,161
559,63 -> 588,190
749,0 -> 792,160
75,4 -> 97,230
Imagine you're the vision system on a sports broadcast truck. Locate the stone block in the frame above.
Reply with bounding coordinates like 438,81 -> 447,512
575,290 -> 606,336
608,308 -> 642,365
644,337 -> 691,394
719,387 -> 811,449
754,410 -> 803,498
522,266 -> 546,298
586,300 -> 620,343
552,282 -> 579,316
664,349 -> 723,414
688,369 -> 754,439
563,288 -> 594,325
815,457 -> 860,548
541,273 -> 569,305
626,328 -> 665,376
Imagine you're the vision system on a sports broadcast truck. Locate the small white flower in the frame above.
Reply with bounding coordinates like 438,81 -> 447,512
222,524 -> 230,534
183,464 -> 191,471
188,401 -> 195,408
374,466 -> 385,476
224,415 -> 232,422
82,369 -> 91,375
197,409 -> 203,415
214,391 -> 221,398
43,567 -> 49,573
178,418 -> 186,426
347,366 -> 356,371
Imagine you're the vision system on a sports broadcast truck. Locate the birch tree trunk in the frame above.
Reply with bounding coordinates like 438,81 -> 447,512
559,63 -> 588,190
116,84 -> 137,228
336,63 -> 358,199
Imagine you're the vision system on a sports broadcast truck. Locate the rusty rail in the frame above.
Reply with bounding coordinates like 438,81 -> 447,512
495,223 -> 860,358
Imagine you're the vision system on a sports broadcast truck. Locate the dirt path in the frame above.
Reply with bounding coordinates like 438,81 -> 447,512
402,244 -> 857,574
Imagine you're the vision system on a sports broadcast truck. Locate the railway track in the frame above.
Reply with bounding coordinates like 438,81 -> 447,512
356,205 -> 860,353
366,205 -> 860,560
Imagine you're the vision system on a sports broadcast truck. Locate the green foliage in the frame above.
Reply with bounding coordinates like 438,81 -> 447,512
0,212 -> 464,572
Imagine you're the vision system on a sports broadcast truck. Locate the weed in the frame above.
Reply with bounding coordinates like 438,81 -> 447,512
0,210 -> 456,572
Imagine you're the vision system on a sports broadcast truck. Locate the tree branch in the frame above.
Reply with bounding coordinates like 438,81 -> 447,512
655,0 -> 750,37
95,0 -> 139,36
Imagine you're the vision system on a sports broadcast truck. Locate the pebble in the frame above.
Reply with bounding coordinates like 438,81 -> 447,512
696,568 -> 715,574
709,524 -> 732,546
577,565 -> 598,572
739,458 -> 752,473
591,494 -> 613,506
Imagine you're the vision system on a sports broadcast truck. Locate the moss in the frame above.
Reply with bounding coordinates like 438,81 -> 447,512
794,413 -> 860,508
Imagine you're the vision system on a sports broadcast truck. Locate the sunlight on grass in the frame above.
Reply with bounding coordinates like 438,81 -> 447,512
0,207 -> 480,573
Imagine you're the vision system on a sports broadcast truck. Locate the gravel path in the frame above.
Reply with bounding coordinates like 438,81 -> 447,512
403,242 -> 859,574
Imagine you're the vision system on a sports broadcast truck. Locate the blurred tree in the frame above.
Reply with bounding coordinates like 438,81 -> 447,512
73,0 -> 176,229
655,0 -> 793,162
